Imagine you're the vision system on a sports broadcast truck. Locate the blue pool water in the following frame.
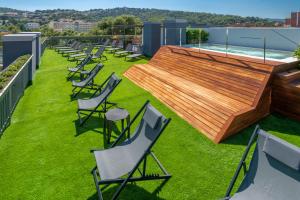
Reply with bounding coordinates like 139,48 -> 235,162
184,43 -> 294,61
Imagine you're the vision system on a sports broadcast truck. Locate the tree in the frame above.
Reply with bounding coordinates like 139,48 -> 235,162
7,25 -> 20,33
186,29 -> 209,44
39,25 -> 61,36
90,15 -> 143,36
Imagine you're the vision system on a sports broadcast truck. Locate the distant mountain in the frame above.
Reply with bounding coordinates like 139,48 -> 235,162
0,7 -> 280,27
0,7 -> 22,13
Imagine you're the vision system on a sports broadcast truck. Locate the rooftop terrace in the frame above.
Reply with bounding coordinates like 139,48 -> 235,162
0,48 -> 300,199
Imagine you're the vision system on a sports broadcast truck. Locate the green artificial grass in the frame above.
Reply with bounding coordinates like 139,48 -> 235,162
0,49 -> 300,200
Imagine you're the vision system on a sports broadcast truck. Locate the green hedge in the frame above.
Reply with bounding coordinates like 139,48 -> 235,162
186,29 -> 209,44
294,46 -> 300,59
0,54 -> 31,91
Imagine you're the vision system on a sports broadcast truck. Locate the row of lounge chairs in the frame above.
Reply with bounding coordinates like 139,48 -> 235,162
55,39 -> 143,61
59,40 -> 300,200
64,53 -> 171,200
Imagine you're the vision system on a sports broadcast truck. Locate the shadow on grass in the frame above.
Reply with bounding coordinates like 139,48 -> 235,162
87,179 -> 169,200
74,115 -> 104,137
221,113 -> 300,146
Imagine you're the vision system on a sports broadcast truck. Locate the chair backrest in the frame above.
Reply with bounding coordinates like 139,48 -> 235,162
102,73 -> 121,96
111,40 -> 117,47
92,73 -> 121,105
85,46 -> 94,54
78,44 -> 86,50
77,54 -> 92,69
68,40 -> 76,47
117,40 -> 124,48
95,46 -> 105,57
125,43 -> 133,51
79,63 -> 103,85
103,39 -> 110,46
132,45 -> 142,54
109,102 -> 170,178
235,129 -> 300,200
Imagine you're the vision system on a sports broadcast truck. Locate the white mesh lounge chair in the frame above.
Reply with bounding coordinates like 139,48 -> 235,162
113,43 -> 133,57
107,40 -> 124,53
68,45 -> 94,61
67,54 -> 92,80
55,40 -> 76,51
225,125 -> 300,200
105,40 -> 117,49
125,45 -> 142,60
77,73 -> 122,126
78,46 -> 107,62
90,101 -> 172,200
57,42 -> 80,53
71,63 -> 104,98
61,44 -> 86,56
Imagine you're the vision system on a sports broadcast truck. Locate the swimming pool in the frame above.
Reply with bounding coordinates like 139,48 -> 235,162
183,43 -> 295,62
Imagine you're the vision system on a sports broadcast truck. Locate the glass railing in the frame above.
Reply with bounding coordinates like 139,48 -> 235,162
161,27 -> 298,63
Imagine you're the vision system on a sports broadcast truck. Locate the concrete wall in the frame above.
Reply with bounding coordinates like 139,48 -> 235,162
2,34 -> 37,81
163,20 -> 187,45
143,22 -> 161,57
203,27 -> 300,51
20,32 -> 41,67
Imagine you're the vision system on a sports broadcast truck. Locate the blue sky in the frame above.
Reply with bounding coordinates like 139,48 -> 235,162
1,0 -> 299,18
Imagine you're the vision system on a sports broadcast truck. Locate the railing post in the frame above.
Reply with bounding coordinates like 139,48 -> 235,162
164,28 -> 167,45
141,27 -> 144,46
199,28 -> 201,53
179,28 -> 182,47
226,28 -> 229,57
263,37 -> 266,64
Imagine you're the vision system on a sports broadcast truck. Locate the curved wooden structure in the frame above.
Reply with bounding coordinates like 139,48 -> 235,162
272,61 -> 300,121
124,46 -> 289,143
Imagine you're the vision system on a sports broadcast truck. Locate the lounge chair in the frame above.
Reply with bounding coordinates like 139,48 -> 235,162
105,40 -> 117,49
125,45 -> 143,60
61,44 -> 86,56
54,40 -> 75,50
224,125 -> 300,200
114,43 -> 133,57
57,41 -> 80,53
91,100 -> 172,200
68,45 -> 94,61
67,54 -> 92,80
107,40 -> 124,53
71,63 -> 104,98
78,46 -> 107,62
95,39 -> 110,48
77,73 -> 121,126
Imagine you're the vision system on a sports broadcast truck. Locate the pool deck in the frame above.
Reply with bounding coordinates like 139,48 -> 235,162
125,45 -> 288,142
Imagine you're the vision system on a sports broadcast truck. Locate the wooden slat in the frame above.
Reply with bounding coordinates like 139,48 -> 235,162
124,46 -> 276,143
271,61 -> 300,121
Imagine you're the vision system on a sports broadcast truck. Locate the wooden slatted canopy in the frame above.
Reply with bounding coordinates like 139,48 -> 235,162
124,45 -> 283,143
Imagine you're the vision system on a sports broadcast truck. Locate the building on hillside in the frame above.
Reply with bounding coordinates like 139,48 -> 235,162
285,12 -> 300,27
49,20 -> 96,32
25,22 -> 40,30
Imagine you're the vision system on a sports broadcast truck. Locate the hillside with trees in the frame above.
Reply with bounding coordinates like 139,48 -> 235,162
0,7 -> 281,27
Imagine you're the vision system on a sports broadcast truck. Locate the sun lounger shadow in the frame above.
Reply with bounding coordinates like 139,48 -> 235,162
87,177 -> 169,200
74,115 -> 104,137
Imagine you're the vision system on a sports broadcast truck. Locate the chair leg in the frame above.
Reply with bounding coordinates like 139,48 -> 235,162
92,167 -> 104,200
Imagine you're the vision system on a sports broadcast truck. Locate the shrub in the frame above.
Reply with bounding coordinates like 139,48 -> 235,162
294,46 -> 300,59
186,29 -> 209,44
0,54 -> 31,92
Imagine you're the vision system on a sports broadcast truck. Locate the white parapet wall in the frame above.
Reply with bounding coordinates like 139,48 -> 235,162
203,27 -> 300,51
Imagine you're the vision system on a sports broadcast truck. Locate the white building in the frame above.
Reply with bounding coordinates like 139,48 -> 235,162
49,20 -> 96,33
25,22 -> 40,30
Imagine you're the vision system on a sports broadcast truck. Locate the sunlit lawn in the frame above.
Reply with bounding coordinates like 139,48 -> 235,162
0,48 -> 300,200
